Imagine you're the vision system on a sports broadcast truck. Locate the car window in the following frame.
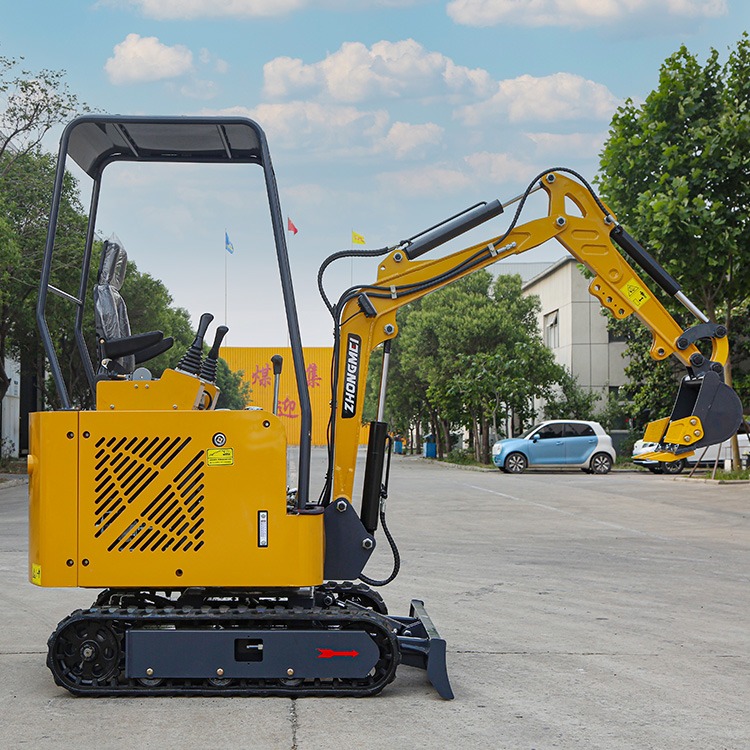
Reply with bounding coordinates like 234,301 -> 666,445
565,422 -> 595,437
537,423 -> 564,439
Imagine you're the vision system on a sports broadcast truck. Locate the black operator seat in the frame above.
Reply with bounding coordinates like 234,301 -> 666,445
93,235 -> 173,376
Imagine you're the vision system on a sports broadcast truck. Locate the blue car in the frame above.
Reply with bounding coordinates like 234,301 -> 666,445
492,420 -> 616,474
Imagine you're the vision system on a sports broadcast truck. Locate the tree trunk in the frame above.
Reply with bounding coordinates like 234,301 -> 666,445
480,415 -> 491,464
439,416 -> 451,459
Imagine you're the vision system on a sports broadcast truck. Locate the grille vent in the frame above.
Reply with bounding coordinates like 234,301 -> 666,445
92,435 -> 206,553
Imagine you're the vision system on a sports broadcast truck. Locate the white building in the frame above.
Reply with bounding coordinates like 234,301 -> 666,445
521,257 -> 628,403
2,357 -> 20,458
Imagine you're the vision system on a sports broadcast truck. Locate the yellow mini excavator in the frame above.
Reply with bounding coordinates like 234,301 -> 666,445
29,115 -> 743,699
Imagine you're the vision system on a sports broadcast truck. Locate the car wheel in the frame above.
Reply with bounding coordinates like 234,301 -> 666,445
504,452 -> 527,474
590,453 -> 612,474
661,459 -> 685,475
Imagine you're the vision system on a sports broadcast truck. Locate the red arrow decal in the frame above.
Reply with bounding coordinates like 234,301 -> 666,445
317,649 -> 359,658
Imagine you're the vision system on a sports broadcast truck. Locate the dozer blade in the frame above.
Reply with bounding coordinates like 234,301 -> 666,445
641,371 -> 743,457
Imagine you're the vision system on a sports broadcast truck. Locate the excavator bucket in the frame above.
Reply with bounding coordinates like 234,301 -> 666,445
641,371 -> 743,458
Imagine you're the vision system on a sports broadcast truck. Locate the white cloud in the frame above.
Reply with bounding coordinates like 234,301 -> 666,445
377,164 -> 473,196
447,0 -> 727,28
456,72 -> 620,125
383,122 -> 443,158
123,0 -> 421,20
524,131 -> 606,159
263,39 -> 495,103
464,151 -> 534,183
204,102 -> 442,159
105,34 -> 193,84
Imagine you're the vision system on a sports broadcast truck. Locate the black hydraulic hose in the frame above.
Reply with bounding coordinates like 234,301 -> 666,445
359,509 -> 400,587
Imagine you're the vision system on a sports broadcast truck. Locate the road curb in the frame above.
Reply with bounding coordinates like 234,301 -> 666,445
0,477 -> 28,490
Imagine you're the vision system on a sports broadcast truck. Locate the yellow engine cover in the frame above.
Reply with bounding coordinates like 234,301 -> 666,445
28,409 -> 324,589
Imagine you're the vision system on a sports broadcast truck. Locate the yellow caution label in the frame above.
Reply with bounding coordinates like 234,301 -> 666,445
620,278 -> 650,308
207,447 -> 234,466
32,563 -> 41,585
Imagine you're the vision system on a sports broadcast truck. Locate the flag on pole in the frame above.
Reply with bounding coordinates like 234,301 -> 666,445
352,231 -> 365,245
225,231 -> 235,254
288,218 -> 298,235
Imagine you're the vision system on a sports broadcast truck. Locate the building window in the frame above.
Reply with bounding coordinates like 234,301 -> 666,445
544,310 -> 559,349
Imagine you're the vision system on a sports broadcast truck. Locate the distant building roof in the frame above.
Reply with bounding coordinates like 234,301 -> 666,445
494,261 -> 558,284
521,256 -> 576,290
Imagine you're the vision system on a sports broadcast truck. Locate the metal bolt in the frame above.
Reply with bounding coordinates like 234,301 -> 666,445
263,420 -> 270,428
694,430 -> 701,437
217,668 -> 224,676
82,559 -> 89,566
393,252 -> 404,262
362,538 -> 374,550
336,499 -> 348,512
715,325 -> 727,338
110,405 -> 115,410
676,337 -> 689,350
287,668 -> 294,676
146,668 -> 154,676
690,419 -> 697,426
66,559 -> 74,567
604,215 -> 614,225
546,173 -> 556,183
684,435 -> 691,442
134,384 -> 138,389
66,432 -> 74,439
384,323 -> 395,335
657,348 -> 665,357
690,352 -> 704,366
145,384 -> 150,389
172,404 -> 178,410
556,216 -> 566,227
83,431 -> 90,439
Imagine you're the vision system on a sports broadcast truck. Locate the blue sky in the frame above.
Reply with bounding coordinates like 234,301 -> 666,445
2,1 -> 747,346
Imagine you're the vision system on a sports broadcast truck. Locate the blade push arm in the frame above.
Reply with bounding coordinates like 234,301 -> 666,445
327,170 -> 740,503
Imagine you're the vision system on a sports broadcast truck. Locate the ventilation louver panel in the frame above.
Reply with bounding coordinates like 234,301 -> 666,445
91,435 -> 205,552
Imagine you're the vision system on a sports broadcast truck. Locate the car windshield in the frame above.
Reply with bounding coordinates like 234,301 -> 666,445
520,424 -> 543,439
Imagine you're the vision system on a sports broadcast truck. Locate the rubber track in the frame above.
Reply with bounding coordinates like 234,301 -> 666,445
47,602 -> 400,697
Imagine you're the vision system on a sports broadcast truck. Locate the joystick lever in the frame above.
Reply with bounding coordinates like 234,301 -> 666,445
271,354 -> 283,416
177,312 -> 213,376
199,325 -> 229,383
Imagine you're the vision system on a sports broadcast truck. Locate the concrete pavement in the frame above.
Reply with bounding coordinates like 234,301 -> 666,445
1,452 -> 748,749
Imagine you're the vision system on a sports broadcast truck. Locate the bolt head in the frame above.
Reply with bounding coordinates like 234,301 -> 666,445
217,668 -> 224,676
690,418 -> 697,425
146,668 -> 154,676
362,538 -> 374,550
684,435 -> 691,442
556,216 -> 566,227
546,173 -> 556,183
393,252 -> 403,262
384,323 -> 395,335
336,499 -> 348,512
694,430 -> 701,437
287,668 -> 294,676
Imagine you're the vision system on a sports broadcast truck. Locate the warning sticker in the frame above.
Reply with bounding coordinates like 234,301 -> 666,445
207,447 -> 234,466
32,563 -> 41,585
620,278 -> 650,309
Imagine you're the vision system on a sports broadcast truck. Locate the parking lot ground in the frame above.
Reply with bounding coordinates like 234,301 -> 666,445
2,451 -> 749,749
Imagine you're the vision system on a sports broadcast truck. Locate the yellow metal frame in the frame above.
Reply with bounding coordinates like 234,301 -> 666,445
330,173 -> 726,502
29,394 -> 324,588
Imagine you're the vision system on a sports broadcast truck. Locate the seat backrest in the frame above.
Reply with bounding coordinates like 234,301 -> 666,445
93,235 -> 134,373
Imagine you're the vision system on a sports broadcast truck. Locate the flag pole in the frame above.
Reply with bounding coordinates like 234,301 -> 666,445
224,229 -> 228,331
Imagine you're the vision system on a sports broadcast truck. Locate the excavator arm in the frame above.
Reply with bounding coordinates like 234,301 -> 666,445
323,170 -> 742,508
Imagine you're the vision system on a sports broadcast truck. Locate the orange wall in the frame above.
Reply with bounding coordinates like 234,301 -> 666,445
220,347 -> 368,446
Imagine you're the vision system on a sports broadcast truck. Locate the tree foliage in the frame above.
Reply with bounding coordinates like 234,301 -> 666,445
368,272 -> 579,463
598,34 -> 750,439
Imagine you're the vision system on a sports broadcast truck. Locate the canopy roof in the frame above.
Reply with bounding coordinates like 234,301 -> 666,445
64,115 -> 264,178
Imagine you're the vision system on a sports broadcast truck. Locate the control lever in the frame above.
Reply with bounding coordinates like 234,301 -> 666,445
199,325 -> 229,383
177,312 -> 213,376
271,355 -> 283,416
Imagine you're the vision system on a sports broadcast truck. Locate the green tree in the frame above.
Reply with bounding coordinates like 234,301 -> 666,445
598,34 -> 750,464
542,368 -> 600,421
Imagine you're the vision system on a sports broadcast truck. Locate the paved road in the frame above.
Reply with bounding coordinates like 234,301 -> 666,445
1,452 -> 748,749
